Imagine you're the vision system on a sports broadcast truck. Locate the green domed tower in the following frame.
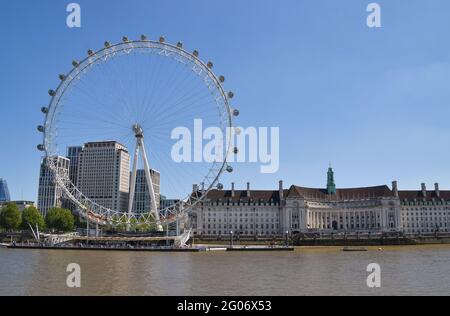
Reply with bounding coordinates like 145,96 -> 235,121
327,165 -> 336,195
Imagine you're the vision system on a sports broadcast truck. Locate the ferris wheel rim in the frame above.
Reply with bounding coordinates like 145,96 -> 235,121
38,36 -> 235,226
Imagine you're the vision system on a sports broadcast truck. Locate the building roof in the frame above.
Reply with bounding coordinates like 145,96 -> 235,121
288,185 -> 395,200
84,141 -> 128,150
197,184 -> 396,203
198,177 -> 450,203
202,189 -> 287,203
398,190 -> 450,201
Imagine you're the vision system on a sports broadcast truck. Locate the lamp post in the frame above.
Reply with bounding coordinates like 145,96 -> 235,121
285,230 -> 289,247
230,230 -> 234,248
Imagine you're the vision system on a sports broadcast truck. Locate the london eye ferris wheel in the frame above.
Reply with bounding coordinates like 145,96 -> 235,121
37,35 -> 239,230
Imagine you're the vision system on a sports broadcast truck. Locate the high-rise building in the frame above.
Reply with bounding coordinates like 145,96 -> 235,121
67,146 -> 82,186
160,196 -> 180,210
64,146 -> 83,212
0,178 -> 11,202
37,156 -> 70,216
77,141 -> 130,212
131,169 -> 160,213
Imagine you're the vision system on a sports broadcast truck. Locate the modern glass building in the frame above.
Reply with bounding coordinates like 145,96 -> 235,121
0,178 -> 11,202
66,146 -> 83,187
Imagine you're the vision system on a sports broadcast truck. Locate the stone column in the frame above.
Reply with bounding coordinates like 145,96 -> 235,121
343,211 -> 347,230
361,211 -> 364,230
379,209 -> 383,230
320,212 -> 323,229
301,210 -> 308,229
282,204 -> 289,234
361,211 -> 364,229
376,210 -> 379,230
289,208 -> 292,233
304,209 -> 309,230
317,212 -> 320,229
307,210 -> 310,230
319,212 -> 322,230
301,210 -> 304,230
329,211 -> 332,229
196,207 -> 200,235
315,211 -> 318,229
316,212 -> 319,229
328,211 -> 331,230
396,207 -> 401,230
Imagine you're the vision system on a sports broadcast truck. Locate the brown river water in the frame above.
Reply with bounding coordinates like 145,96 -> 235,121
0,245 -> 449,295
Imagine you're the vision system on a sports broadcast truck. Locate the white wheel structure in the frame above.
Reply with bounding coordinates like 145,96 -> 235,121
37,35 -> 239,230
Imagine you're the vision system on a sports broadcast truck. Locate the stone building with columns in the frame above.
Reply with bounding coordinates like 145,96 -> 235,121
190,181 -> 285,237
190,166 -> 450,236
399,183 -> 450,234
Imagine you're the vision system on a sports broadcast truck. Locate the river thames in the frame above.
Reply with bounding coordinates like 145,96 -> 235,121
0,245 -> 449,295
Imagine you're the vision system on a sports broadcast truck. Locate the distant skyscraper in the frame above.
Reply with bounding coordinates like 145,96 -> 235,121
37,156 -> 70,216
132,169 -> 160,213
67,146 -> 82,186
77,141 -> 130,212
159,195 -> 180,211
64,146 -> 83,212
0,178 -> 11,202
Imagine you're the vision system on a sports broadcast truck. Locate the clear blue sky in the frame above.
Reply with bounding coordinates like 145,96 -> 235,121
1,0 -> 450,201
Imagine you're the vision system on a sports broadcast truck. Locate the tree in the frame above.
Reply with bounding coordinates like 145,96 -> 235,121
136,222 -> 154,232
21,206 -> 45,230
45,208 -> 75,232
0,203 -> 21,231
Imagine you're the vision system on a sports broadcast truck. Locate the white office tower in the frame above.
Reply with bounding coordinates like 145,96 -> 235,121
77,141 -> 130,212
131,169 -> 161,214
37,156 -> 70,216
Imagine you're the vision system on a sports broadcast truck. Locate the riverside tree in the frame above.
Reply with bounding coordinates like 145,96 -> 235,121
21,206 -> 45,230
0,203 -> 21,231
45,208 -> 75,232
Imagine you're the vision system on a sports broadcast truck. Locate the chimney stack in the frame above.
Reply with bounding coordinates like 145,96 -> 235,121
279,180 -> 284,199
435,183 -> 440,198
421,183 -> 427,198
247,182 -> 251,197
392,181 -> 398,197
231,182 -> 235,197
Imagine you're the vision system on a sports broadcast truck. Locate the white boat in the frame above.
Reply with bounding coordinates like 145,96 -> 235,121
208,247 -> 227,251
